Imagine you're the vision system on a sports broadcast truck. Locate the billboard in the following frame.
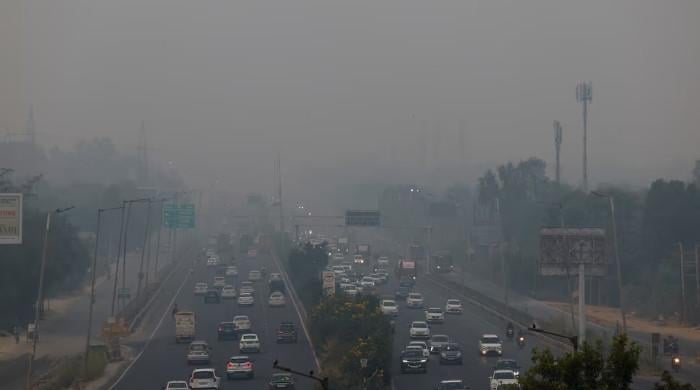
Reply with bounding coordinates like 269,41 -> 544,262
0,193 -> 22,244
322,271 -> 336,296
345,210 -> 381,226
539,227 -> 607,276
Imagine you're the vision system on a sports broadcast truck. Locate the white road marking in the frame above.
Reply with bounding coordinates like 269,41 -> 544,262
109,265 -> 192,389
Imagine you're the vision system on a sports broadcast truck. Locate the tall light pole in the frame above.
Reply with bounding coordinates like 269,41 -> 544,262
592,190 -> 627,333
25,206 -> 75,390
136,200 -> 153,297
83,206 -> 122,378
576,82 -> 592,192
553,120 -> 563,185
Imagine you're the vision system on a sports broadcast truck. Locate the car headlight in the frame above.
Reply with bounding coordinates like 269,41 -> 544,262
420,359 -> 428,363
401,360 -> 409,363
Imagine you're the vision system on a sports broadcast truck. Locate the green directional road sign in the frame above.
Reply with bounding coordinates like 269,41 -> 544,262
163,203 -> 196,229
345,210 -> 381,227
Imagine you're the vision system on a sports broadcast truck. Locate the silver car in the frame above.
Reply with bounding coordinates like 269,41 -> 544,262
186,341 -> 211,364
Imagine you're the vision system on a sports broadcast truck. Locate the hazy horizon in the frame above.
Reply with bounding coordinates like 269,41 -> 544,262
7,0 -> 700,202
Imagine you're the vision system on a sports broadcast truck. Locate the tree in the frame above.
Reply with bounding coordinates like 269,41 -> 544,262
519,334 -> 641,390
653,371 -> 697,390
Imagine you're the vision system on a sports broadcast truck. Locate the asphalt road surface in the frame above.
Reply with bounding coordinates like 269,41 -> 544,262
111,250 -> 318,390
370,267 -> 549,390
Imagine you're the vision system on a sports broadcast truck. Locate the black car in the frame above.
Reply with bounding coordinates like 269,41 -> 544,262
400,349 -> 428,373
395,286 -> 410,300
439,343 -> 463,365
217,321 -> 237,340
204,290 -> 220,303
276,322 -> 298,343
268,373 -> 295,389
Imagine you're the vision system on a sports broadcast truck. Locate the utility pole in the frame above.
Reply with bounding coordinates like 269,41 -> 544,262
84,206 -> 121,378
25,206 -> 74,390
695,245 -> 699,309
679,242 -> 687,323
576,82 -> 592,192
276,153 -> 284,234
136,120 -> 149,186
553,120 -> 563,185
578,262 -> 586,346
136,200 -> 153,297
153,201 -> 164,278
110,204 -> 127,316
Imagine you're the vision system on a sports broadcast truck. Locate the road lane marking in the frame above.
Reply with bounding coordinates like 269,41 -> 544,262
109,265 -> 192,389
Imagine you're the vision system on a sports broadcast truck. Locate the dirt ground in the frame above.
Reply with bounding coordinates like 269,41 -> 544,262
546,302 -> 700,342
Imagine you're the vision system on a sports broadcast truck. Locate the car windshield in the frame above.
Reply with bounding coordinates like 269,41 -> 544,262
230,357 -> 249,363
444,343 -> 461,351
440,381 -> 466,390
383,301 -> 396,307
428,308 -> 441,313
412,322 -> 427,328
192,371 -> 213,379
494,371 -> 515,380
167,382 -> 188,389
497,360 -> 518,370
190,343 -> 207,351
447,300 -> 460,305
272,374 -> 292,382
482,336 -> 500,344
403,350 -> 422,358
432,335 -> 449,342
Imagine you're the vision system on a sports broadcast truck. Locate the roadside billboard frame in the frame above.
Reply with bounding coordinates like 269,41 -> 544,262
539,227 -> 607,277
0,193 -> 22,244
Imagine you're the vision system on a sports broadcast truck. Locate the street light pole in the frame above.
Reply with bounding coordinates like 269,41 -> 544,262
592,191 -> 627,334
83,206 -> 121,378
25,206 -> 74,390
136,200 -> 153,297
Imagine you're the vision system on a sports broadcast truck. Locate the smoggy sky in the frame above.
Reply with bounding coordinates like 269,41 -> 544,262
18,0 -> 700,202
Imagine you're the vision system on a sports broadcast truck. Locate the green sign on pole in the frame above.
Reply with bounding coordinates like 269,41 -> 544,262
163,203 -> 196,229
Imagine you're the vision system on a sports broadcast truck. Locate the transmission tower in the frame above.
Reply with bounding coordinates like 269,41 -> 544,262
576,82 -> 592,191
553,121 -> 563,185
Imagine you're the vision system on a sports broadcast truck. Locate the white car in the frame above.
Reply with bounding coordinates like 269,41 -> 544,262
332,253 -> 345,262
407,341 -> 430,358
248,270 -> 262,281
206,257 -> 218,267
239,333 -> 261,353
188,368 -> 220,390
233,315 -> 252,332
332,265 -> 346,275
268,291 -> 286,307
380,299 -> 399,316
247,249 -> 257,257
377,256 -> 390,266
226,266 -> 238,276
490,370 -> 518,390
409,321 -> 431,339
221,285 -> 237,299
193,282 -> 208,296
164,380 -> 189,389
425,307 -> 445,323
406,293 -> 424,308
344,288 -> 358,297
239,281 -> 255,295
479,334 -> 503,356
213,276 -> 225,288
238,292 -> 255,306
445,299 -> 463,314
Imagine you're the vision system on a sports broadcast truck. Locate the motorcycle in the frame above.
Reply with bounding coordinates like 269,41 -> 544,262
506,327 -> 514,340
671,356 -> 681,372
517,335 -> 525,349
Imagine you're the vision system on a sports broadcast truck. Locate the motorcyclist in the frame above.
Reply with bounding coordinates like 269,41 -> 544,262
506,322 -> 514,338
517,329 -> 525,347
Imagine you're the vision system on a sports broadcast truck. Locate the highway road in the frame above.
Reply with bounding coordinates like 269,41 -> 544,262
111,250 -> 318,390
370,266 -> 550,390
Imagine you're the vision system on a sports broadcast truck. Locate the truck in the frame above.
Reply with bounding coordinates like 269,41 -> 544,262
396,259 -> 417,282
409,244 -> 425,262
175,311 -> 196,343
431,251 -> 454,273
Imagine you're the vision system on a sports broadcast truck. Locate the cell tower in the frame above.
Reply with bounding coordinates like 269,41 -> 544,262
576,82 -> 592,191
553,121 -> 563,185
